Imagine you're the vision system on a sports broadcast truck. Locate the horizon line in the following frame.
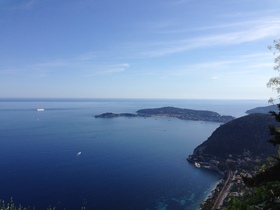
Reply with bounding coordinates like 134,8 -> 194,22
0,97 -> 270,101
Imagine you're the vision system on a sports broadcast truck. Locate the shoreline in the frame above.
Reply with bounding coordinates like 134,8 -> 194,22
187,158 -> 225,209
95,106 -> 235,123
187,180 -> 221,210
202,180 -> 222,203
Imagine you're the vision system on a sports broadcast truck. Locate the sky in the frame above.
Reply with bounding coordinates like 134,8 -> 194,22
1,0 -> 280,99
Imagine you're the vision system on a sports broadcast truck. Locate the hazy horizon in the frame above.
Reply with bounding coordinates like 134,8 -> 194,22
0,97 -> 270,101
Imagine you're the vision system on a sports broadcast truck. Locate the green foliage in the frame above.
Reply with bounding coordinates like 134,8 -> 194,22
0,198 -> 87,210
226,181 -> 280,210
269,107 -> 280,149
226,39 -> 280,210
196,113 -> 278,158
267,39 -> 280,102
0,198 -> 34,210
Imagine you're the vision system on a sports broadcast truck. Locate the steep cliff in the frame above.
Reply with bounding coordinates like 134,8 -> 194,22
193,113 -> 279,158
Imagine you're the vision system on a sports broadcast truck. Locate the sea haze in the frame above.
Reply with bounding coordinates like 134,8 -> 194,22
0,99 -> 268,209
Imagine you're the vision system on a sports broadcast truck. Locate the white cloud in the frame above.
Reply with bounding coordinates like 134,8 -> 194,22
211,76 -> 219,80
75,52 -> 96,61
29,60 -> 67,68
11,0 -> 37,10
157,52 -> 274,80
84,63 -> 130,77
139,17 -> 280,57
100,63 -> 130,74
168,0 -> 194,5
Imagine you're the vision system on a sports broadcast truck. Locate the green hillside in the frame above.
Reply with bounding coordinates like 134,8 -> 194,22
194,113 -> 279,158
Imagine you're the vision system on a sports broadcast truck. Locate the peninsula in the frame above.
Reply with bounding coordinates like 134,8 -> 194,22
187,113 -> 279,209
245,104 -> 278,114
95,106 -> 235,123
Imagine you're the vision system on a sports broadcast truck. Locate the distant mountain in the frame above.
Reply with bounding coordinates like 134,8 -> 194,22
95,113 -> 138,118
193,113 -> 279,158
136,107 -> 234,123
95,106 -> 235,123
246,105 -> 278,114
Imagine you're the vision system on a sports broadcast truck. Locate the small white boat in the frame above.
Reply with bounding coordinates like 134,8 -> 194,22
77,152 -> 82,156
194,162 -> 201,168
37,108 -> 44,112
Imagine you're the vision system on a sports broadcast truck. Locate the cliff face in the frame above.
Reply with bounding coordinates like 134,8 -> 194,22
194,113 -> 279,158
246,105 -> 278,114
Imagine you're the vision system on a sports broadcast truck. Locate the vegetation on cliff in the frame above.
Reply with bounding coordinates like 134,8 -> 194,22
95,106 -> 235,123
193,113 -> 278,158
246,105 -> 278,114
0,198 -> 86,210
224,39 -> 280,210
137,107 -> 234,122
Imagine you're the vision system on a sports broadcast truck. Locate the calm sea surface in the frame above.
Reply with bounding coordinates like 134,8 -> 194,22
0,99 -> 268,209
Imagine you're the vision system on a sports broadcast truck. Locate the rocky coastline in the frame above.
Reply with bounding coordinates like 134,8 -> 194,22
187,113 -> 279,209
95,112 -> 143,118
95,106 -> 235,123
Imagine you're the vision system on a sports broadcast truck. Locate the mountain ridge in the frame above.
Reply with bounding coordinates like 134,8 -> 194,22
192,113 -> 279,158
95,106 -> 235,123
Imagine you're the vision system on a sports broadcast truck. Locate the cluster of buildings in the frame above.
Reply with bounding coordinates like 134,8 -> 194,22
187,150 -> 270,209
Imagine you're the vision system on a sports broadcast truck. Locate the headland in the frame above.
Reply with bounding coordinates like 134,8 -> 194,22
95,106 -> 235,123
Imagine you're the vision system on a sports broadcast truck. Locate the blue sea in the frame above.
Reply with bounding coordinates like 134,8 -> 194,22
0,99 -> 268,210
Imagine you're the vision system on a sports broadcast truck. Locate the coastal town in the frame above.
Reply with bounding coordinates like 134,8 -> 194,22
187,151 -> 274,209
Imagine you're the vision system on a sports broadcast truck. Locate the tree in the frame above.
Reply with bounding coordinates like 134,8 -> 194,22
267,39 -> 280,103
243,39 -> 280,186
267,39 -> 280,149
268,105 -> 280,147
226,39 -> 280,209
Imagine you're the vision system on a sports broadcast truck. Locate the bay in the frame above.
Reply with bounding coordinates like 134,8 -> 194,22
0,99 -> 268,209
